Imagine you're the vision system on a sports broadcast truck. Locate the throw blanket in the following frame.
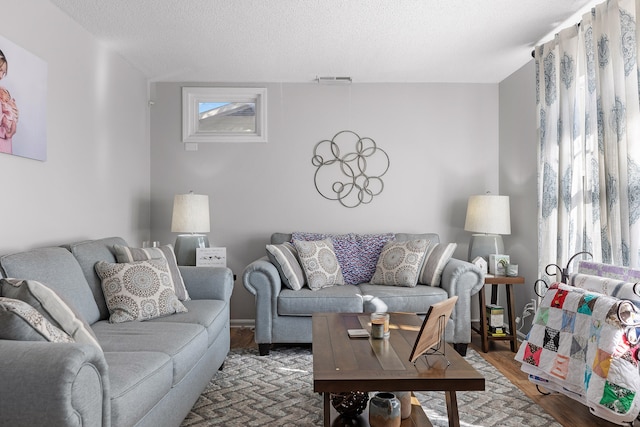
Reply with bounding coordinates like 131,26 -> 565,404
515,283 -> 640,425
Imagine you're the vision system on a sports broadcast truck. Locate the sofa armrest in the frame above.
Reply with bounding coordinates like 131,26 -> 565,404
439,257 -> 485,343
0,340 -> 109,427
242,256 -> 283,344
179,266 -> 234,302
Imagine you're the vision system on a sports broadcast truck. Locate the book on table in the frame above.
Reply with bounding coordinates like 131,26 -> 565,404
347,329 -> 370,338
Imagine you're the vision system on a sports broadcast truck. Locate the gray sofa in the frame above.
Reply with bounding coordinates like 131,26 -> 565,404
0,237 -> 234,427
243,232 -> 484,356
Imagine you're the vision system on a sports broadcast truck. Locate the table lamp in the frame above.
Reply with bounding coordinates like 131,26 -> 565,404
464,194 -> 511,262
171,191 -> 210,265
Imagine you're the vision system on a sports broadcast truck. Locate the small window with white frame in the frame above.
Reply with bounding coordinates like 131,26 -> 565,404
182,87 -> 267,143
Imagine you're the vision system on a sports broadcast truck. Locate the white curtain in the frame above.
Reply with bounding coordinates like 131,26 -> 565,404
537,0 -> 640,277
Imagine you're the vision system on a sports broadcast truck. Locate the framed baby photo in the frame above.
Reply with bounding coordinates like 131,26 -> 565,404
0,35 -> 47,161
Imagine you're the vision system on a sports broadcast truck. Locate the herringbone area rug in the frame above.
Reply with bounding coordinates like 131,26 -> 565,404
181,346 -> 560,427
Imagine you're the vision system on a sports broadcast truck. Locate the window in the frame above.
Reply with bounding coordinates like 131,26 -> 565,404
182,87 -> 267,143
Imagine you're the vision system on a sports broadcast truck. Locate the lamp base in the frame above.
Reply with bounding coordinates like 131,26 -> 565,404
174,234 -> 209,266
468,234 -> 504,262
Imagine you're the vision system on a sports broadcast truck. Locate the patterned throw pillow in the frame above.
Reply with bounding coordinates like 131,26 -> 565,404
419,243 -> 457,287
113,244 -> 189,301
94,258 -> 188,323
370,239 -> 430,287
291,232 -> 394,284
0,297 -> 74,343
0,278 -> 101,350
293,239 -> 345,290
266,242 -> 305,290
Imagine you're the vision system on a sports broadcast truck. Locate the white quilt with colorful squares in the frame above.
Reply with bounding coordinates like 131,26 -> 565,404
514,282 -> 640,425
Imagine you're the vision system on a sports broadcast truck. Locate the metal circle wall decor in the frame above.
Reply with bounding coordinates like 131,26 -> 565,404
312,130 -> 390,208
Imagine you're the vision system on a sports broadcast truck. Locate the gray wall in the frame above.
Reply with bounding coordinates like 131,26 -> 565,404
150,82 -> 501,321
0,0 -> 150,254
499,60 -> 539,333
1,0 -> 542,330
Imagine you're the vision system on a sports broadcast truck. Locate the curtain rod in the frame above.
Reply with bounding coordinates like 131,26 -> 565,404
531,22 -> 582,58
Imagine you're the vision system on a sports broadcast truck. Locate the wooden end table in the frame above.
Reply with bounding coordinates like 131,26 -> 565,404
312,312 -> 485,427
472,275 -> 525,352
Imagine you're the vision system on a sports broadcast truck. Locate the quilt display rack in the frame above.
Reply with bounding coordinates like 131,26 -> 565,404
515,257 -> 640,425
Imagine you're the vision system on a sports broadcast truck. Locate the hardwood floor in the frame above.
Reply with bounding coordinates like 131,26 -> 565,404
230,327 -> 633,427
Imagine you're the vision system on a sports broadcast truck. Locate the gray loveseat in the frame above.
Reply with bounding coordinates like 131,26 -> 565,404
0,236 -> 233,427
243,232 -> 484,356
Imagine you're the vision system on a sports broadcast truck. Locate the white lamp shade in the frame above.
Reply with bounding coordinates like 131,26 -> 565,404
171,192 -> 210,233
464,195 -> 511,235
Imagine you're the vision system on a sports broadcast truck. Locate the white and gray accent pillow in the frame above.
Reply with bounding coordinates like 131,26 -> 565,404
371,239 -> 430,287
419,243 -> 457,286
293,239 -> 344,290
95,258 -> 187,323
113,244 -> 189,301
266,242 -> 305,290
0,297 -> 74,343
0,278 -> 101,350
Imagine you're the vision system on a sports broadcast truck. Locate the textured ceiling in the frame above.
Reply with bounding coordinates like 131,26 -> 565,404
49,0 -> 600,83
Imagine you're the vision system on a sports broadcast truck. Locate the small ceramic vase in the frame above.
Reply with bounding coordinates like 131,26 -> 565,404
369,392 -> 401,427
393,391 -> 412,419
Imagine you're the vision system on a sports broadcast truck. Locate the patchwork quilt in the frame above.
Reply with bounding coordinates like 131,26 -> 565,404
514,282 -> 640,425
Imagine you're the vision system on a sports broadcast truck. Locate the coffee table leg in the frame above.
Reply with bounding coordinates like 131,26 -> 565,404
445,391 -> 460,427
323,392 -> 330,427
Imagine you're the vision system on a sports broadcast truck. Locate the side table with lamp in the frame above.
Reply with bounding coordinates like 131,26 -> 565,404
464,193 -> 522,352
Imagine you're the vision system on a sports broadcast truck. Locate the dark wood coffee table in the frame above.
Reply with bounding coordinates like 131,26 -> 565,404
312,312 -> 485,427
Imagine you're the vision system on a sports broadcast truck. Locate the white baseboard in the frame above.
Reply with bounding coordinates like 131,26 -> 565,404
231,319 -> 255,328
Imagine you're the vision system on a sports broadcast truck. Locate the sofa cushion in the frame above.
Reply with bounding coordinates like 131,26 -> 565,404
278,285 -> 363,315
0,297 -> 74,342
148,299 -> 229,346
290,232 -> 395,284
293,239 -> 344,290
370,239 -> 430,287
359,283 -> 448,314
419,243 -> 457,286
103,351 -> 173,427
68,237 -> 127,321
113,244 -> 189,301
92,320 -> 208,386
95,259 -> 188,323
266,242 -> 305,290
0,246 -> 102,324
0,278 -> 101,350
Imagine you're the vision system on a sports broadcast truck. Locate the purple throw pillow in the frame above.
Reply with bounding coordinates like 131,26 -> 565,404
291,232 -> 394,284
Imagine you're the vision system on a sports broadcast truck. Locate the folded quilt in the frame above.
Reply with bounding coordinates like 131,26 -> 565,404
569,272 -> 640,309
515,283 -> 640,424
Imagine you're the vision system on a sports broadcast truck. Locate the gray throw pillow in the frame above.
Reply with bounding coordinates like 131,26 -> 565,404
95,258 -> 188,323
0,297 -> 74,343
419,243 -> 457,286
0,278 -> 101,350
266,242 -> 305,290
293,239 -> 345,290
370,239 -> 430,287
113,244 -> 190,301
